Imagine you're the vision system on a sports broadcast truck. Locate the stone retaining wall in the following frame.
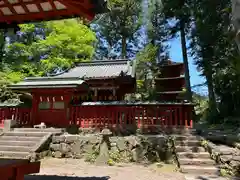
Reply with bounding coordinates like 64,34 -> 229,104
49,133 -> 175,165
198,129 -> 240,146
201,140 -> 240,177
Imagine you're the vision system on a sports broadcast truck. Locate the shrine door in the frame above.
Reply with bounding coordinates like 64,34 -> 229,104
36,95 -> 68,127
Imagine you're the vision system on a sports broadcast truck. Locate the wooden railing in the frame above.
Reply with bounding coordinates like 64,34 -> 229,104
0,108 -> 31,127
0,102 -> 194,132
70,102 -> 194,131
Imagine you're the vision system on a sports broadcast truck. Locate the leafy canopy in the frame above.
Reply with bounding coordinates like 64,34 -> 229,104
5,19 -> 96,75
0,19 -> 96,101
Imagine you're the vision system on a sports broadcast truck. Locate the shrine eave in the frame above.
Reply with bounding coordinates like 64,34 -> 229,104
0,0 -> 108,26
9,78 -> 87,90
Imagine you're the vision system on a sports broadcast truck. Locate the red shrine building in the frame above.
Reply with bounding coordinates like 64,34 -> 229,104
155,60 -> 186,101
8,60 -> 137,127
0,1 -> 194,132
1,59 -> 194,131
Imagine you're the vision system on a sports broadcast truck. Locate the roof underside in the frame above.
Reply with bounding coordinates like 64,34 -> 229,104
0,0 -> 108,25
56,59 -> 136,79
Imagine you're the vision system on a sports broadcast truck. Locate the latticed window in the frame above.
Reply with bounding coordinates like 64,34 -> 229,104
38,102 -> 50,110
53,102 -> 65,109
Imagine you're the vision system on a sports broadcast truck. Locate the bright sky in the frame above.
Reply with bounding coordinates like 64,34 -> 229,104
169,37 -> 208,95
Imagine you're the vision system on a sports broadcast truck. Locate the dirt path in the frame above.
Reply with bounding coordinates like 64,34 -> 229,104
26,158 -> 186,180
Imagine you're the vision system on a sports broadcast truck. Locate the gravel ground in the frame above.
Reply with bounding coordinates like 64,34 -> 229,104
25,158 -> 186,180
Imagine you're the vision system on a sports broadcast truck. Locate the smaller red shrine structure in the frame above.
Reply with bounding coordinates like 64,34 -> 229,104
0,59 -> 193,132
155,60 -> 185,101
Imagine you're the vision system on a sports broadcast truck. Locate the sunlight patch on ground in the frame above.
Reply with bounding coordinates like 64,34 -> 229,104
149,163 -> 180,173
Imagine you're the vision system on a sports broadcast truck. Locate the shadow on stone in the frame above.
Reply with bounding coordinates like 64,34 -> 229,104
95,128 -> 112,165
195,175 -> 221,180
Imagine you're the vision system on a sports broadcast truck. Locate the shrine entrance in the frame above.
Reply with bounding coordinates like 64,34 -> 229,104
36,94 -> 68,127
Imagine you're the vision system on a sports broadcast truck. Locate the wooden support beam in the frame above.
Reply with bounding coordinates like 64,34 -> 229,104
0,0 -> 95,23
57,0 -> 94,20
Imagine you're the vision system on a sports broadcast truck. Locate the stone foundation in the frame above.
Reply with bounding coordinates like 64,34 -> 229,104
197,129 -> 240,146
66,125 -> 193,136
201,140 -> 240,177
49,133 -> 175,165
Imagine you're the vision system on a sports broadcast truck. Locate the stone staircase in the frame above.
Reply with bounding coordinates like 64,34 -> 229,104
173,128 -> 227,179
0,128 -> 63,159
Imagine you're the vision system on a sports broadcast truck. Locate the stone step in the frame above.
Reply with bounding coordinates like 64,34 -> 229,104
0,140 -> 36,147
0,145 -> 32,152
175,146 -> 206,153
4,132 -> 49,137
176,145 -> 191,152
181,165 -> 219,175
175,140 -> 200,146
179,158 -> 216,166
173,135 -> 200,141
168,128 -> 196,134
0,136 -> 42,142
177,152 -> 210,159
14,128 -> 64,134
0,151 -> 29,159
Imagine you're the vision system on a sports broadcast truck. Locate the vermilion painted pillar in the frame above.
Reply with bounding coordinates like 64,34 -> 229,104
113,88 -> 117,100
31,93 -> 38,126
64,93 -> 71,126
93,89 -> 98,101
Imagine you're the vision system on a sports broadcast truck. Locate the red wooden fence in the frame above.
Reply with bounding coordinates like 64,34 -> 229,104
0,103 -> 194,130
0,108 -> 31,128
70,103 -> 194,130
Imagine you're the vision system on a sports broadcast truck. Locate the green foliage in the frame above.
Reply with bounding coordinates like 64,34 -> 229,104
107,159 -> 115,166
0,19 -> 96,102
5,19 -> 96,75
189,0 -> 240,123
135,44 -> 159,100
85,150 -> 99,163
40,19 -> 96,71
0,71 -> 19,102
109,151 -> 121,163
192,92 -> 208,121
92,0 -> 142,59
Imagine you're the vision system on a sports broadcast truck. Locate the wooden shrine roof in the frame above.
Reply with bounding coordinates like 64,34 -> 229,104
56,59 -> 136,79
158,59 -> 184,67
9,59 -> 136,89
0,0 -> 108,26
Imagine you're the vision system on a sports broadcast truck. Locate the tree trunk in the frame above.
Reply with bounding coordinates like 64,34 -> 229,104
205,65 -> 217,119
0,30 -> 6,70
179,19 -> 192,102
232,0 -> 240,52
121,36 -> 127,58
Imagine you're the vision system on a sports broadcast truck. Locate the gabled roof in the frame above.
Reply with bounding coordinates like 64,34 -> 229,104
0,0 -> 108,26
9,77 -> 86,89
56,59 -> 136,79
